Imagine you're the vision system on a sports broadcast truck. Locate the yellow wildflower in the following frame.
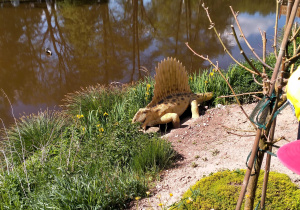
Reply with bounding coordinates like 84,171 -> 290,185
146,191 -> 150,196
103,112 -> 108,116
99,128 -> 104,132
135,196 -> 141,201
205,80 -> 208,84
186,197 -> 193,204
145,92 -> 149,95
145,97 -> 148,100
190,76 -> 193,80
76,114 -> 84,119
97,124 -> 101,127
158,203 -> 163,206
169,193 -> 173,197
210,72 -> 214,77
146,84 -> 151,90
82,127 -> 85,131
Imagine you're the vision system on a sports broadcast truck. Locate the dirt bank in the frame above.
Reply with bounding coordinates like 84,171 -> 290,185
130,103 -> 300,209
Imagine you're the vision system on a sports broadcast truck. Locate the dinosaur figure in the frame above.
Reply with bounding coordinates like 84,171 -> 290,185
132,57 -> 213,130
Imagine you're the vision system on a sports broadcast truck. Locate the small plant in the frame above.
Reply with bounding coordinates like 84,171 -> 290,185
171,170 -> 300,209
211,149 -> 220,156
191,162 -> 198,168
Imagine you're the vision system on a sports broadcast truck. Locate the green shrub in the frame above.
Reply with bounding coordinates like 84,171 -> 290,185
171,170 -> 300,210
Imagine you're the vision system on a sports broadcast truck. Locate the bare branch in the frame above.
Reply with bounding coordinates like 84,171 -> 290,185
218,91 -> 263,98
230,6 -> 274,71
201,4 -> 260,75
185,42 -> 257,129
231,25 -> 262,76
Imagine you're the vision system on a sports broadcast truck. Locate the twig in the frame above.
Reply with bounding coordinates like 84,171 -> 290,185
289,23 -> 300,42
222,125 -> 255,133
201,4 -> 260,76
230,6 -> 274,71
226,131 -> 256,137
231,25 -> 262,76
252,74 -> 263,86
218,91 -> 263,98
185,42 -> 257,130
273,0 -> 280,58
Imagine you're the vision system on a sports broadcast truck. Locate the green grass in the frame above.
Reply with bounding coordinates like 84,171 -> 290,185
0,52 -> 294,209
171,170 -> 300,210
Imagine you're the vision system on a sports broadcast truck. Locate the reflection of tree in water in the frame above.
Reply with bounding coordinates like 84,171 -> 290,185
0,0 -> 276,125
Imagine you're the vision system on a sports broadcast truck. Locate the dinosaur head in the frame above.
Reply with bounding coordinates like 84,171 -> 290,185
132,108 -> 151,126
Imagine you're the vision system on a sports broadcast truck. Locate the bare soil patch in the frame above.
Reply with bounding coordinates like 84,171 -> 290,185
130,103 -> 300,209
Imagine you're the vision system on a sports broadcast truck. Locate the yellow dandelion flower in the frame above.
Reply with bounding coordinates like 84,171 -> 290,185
145,92 -> 149,95
135,196 -> 141,200
82,127 -> 85,131
147,84 -> 151,89
97,124 -> 100,127
103,112 -> 108,116
169,193 -> 173,197
158,203 -> 163,206
205,80 -> 208,84
186,200 -> 191,204
80,114 -> 84,118
76,114 -> 80,119
99,128 -> 104,132
210,72 -> 214,77
190,76 -> 193,80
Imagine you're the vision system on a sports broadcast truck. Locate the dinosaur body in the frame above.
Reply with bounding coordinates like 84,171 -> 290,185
132,57 -> 213,129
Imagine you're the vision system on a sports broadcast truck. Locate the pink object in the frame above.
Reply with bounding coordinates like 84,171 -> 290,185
277,140 -> 300,175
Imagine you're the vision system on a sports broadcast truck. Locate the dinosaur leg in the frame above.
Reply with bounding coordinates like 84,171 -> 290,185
160,113 -> 180,128
191,99 -> 200,118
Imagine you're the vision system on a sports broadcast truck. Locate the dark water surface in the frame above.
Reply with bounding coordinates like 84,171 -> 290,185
0,0 -> 295,126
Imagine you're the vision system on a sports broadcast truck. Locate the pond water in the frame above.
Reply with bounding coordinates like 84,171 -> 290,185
0,0 -> 297,127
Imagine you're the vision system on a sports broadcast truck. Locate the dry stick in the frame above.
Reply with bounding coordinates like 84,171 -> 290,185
236,1 -> 300,209
289,22 -> 300,42
273,0 -> 280,58
236,129 -> 262,210
218,91 -> 263,98
231,25 -> 262,76
290,24 -> 298,73
201,4 -> 259,76
286,0 -> 294,29
222,125 -> 255,133
230,6 -> 274,71
185,42 -> 257,130
261,107 -> 277,208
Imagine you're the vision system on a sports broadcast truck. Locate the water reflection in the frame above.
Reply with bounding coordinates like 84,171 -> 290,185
0,0 -> 289,126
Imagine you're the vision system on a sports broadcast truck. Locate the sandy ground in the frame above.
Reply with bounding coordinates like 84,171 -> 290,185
129,103 -> 300,209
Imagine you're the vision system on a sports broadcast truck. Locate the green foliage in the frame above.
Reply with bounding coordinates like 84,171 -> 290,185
0,79 -> 174,209
171,170 -> 300,210
1,110 -> 69,164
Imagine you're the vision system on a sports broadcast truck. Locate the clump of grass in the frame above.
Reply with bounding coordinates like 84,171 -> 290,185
171,170 -> 300,209
1,110 -> 69,165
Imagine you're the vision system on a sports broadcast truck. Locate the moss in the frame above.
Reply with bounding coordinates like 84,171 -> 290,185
171,170 -> 300,210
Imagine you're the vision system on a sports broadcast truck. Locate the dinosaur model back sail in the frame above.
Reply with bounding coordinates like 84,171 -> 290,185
132,57 -> 213,130
146,57 -> 192,108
